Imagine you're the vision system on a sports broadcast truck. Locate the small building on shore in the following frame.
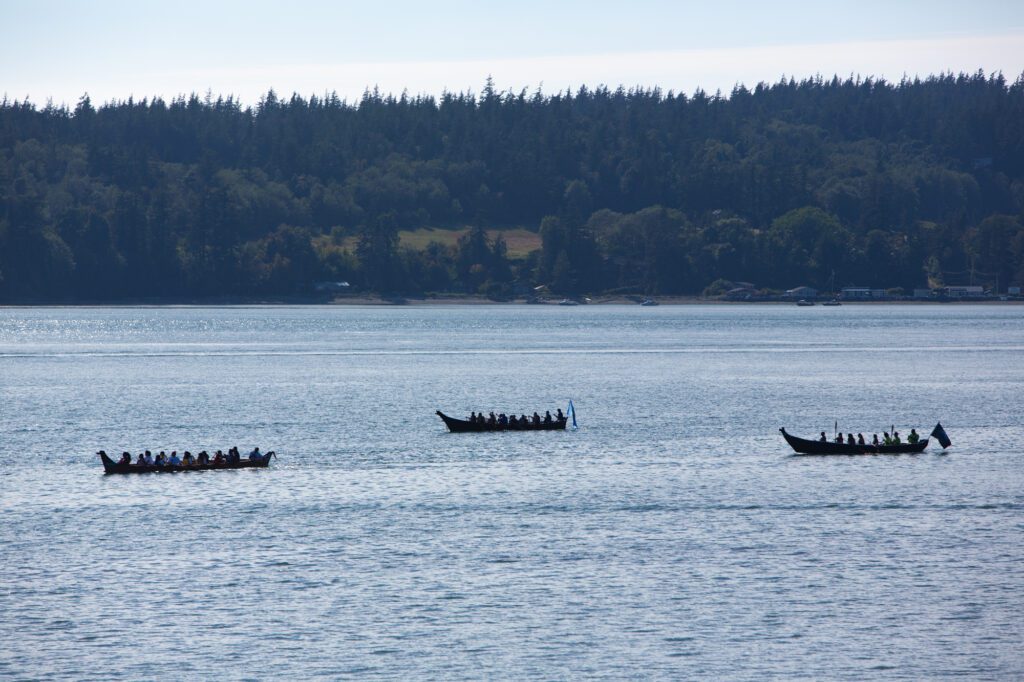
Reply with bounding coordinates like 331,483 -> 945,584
784,286 -> 818,299
944,286 -> 985,298
314,281 -> 350,293
841,287 -> 886,300
725,286 -> 758,301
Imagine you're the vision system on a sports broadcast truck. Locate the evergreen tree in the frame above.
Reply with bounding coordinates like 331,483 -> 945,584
1,71 -> 1023,300
356,212 -> 402,291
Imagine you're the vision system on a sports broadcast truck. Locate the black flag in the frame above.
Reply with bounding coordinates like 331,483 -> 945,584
930,423 -> 952,449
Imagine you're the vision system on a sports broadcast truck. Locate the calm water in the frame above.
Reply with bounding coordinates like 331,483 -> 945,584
1,304 -> 1023,679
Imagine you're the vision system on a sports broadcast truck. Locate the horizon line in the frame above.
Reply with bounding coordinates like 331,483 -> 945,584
5,31 -> 1024,109
5,68 -> 1023,111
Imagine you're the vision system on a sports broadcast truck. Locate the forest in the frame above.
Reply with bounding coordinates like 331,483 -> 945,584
1,71 -> 1023,301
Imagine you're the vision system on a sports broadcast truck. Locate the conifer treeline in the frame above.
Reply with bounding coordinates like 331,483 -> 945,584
2,71 -> 1023,300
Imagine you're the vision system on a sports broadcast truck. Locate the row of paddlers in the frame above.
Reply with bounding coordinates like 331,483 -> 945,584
98,412 -> 952,475
98,449 -> 274,474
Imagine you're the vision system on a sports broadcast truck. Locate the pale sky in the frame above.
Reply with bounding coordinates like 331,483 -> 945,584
2,0 -> 1024,107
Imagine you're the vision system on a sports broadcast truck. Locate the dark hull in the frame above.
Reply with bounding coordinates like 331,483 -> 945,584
437,411 -> 567,433
780,429 -> 928,455
99,451 -> 273,474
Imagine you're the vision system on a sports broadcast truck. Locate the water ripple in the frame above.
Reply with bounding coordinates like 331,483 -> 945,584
2,305 -> 1023,680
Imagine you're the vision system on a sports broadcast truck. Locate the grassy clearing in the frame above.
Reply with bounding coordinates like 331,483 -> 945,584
400,227 -> 541,258
337,227 -> 541,259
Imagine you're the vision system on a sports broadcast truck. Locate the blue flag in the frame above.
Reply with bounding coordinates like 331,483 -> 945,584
568,400 -> 578,430
930,422 -> 952,449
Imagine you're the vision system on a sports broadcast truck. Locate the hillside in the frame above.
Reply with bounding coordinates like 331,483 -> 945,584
1,72 -> 1023,300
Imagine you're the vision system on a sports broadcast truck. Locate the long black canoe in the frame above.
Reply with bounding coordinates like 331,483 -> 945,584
779,428 -> 929,455
436,411 -> 567,433
99,450 -> 274,474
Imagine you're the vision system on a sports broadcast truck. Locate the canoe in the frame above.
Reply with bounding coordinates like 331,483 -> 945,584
98,450 -> 274,474
436,410 -> 567,433
779,428 -> 928,455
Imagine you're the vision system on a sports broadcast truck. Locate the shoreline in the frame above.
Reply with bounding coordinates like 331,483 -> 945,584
2,294 -> 1022,307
